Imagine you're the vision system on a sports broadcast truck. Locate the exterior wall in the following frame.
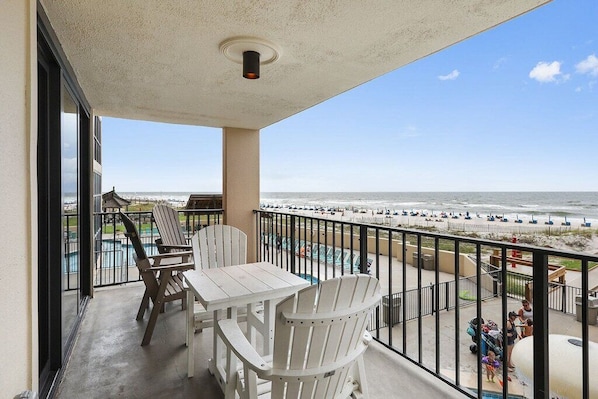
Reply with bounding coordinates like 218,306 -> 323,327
0,0 -> 37,394
222,128 -> 259,262
305,229 -> 495,291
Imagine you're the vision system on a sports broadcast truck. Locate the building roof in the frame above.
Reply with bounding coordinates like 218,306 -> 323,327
39,1 -> 550,130
102,188 -> 131,210
185,194 -> 222,210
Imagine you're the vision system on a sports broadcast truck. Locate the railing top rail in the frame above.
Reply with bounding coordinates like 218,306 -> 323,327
95,209 -> 224,216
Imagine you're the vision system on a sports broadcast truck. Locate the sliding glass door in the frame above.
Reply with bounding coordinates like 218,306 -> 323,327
37,23 -> 92,398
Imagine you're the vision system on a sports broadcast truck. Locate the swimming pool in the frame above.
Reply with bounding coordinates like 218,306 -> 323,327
64,239 -> 159,273
480,391 -> 526,399
296,273 -> 320,284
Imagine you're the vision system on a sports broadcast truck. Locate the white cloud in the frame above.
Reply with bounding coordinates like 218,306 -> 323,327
438,69 -> 459,81
493,57 -> 507,70
576,54 -> 598,76
529,61 -> 563,83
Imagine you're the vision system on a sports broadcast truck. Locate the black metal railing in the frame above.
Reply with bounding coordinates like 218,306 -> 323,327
380,271 -> 500,327
90,209 -> 223,287
255,210 -> 598,399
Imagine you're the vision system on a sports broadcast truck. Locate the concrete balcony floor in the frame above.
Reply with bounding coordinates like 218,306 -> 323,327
54,283 -> 470,399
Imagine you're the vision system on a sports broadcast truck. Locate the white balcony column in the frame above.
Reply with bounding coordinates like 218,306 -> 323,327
222,127 -> 260,262
0,0 -> 37,394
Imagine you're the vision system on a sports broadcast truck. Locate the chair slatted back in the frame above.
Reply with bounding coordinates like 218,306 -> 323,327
121,212 -> 147,262
270,274 -> 380,398
153,204 -> 188,249
121,212 -> 156,289
191,225 -> 247,269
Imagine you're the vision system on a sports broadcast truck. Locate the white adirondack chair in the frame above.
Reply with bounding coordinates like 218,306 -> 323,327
192,224 -> 247,269
190,225 -> 248,333
218,274 -> 381,399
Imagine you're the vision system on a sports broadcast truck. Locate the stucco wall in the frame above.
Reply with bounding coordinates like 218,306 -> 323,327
0,0 -> 36,394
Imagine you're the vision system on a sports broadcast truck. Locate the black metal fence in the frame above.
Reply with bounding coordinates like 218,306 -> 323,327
90,209 -> 223,287
380,273 -> 499,327
255,210 -> 598,399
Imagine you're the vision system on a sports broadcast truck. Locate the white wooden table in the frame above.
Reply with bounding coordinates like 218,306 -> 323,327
183,262 -> 309,390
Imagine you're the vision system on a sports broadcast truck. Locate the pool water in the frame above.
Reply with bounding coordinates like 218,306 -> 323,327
481,391 -> 526,399
296,273 -> 320,284
64,239 -> 159,273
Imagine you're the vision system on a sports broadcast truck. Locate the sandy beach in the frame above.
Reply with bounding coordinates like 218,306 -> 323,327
281,208 -> 598,255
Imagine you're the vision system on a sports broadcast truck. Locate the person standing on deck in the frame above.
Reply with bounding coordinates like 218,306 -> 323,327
506,311 -> 519,370
518,299 -> 533,323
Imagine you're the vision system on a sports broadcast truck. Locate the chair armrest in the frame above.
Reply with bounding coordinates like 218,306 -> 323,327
149,262 -> 195,272
218,319 -> 272,377
158,244 -> 192,251
148,251 -> 193,265
148,250 -> 192,260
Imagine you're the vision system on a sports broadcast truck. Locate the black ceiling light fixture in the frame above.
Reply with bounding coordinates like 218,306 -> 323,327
243,51 -> 260,79
220,37 -> 280,80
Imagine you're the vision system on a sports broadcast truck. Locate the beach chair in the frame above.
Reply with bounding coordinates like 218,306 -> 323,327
305,244 -> 312,259
318,244 -> 328,262
152,204 -> 192,253
310,244 -> 319,259
341,251 -> 353,269
333,249 -> 343,265
190,225 -> 250,333
348,256 -> 373,274
348,254 -> 363,274
120,212 -> 194,346
324,247 -> 336,264
218,274 -> 381,399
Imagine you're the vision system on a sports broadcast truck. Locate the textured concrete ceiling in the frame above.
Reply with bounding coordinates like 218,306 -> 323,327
40,1 -> 550,130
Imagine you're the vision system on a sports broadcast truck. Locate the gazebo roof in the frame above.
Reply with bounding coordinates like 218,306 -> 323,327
102,188 -> 131,209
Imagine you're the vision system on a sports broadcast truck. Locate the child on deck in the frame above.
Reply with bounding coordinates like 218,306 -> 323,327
482,351 -> 500,382
521,318 -> 534,338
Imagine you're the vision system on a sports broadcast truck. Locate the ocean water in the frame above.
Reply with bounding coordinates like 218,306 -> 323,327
118,191 -> 597,225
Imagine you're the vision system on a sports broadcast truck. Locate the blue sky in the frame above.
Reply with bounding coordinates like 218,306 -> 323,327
102,0 -> 598,193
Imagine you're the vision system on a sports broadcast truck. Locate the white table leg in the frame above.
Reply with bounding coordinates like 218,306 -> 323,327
263,299 -> 276,355
246,303 -> 256,347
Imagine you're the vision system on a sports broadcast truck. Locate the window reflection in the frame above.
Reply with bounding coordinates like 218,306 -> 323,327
62,83 -> 79,350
